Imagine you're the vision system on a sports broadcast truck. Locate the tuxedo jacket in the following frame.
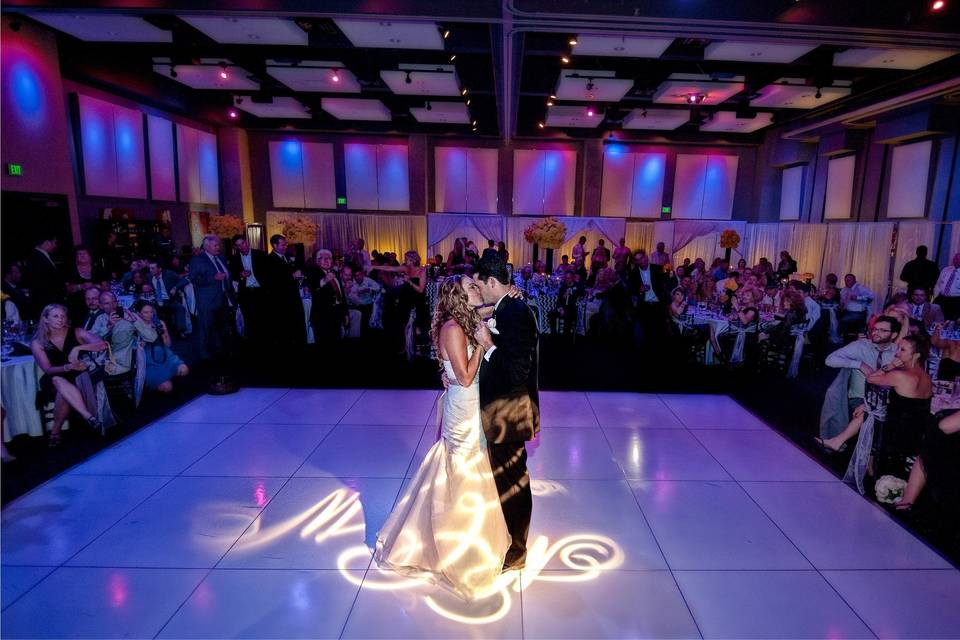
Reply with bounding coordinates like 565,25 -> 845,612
24,249 -> 66,312
912,302 -> 945,327
478,296 -> 540,444
228,250 -> 269,293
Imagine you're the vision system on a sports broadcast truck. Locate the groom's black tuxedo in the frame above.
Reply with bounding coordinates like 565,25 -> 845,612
478,294 -> 539,568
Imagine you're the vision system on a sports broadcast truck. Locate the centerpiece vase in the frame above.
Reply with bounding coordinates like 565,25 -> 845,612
724,247 -> 732,263
545,248 -> 555,274
532,242 -> 540,264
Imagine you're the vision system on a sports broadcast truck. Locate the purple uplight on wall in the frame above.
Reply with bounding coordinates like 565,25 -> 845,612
8,59 -> 47,130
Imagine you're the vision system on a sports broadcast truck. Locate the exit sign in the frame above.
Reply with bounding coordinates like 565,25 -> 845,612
337,196 -> 347,205
6,163 -> 23,176
661,206 -> 671,214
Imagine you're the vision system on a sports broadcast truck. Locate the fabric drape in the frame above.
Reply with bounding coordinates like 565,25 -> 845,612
671,220 -> 746,265
506,217 -> 625,268
427,214 -> 504,261
852,223 -> 895,312
266,212 -> 427,260
893,221 -> 938,293
625,222 -> 655,255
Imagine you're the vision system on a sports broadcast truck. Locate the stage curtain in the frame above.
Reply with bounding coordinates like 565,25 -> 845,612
426,214 -> 505,261
893,222 -> 938,292
820,224 -> 858,289
786,224 -> 828,284
852,222 -> 895,312
625,222 -> 655,254
744,223 -> 781,268
320,214 -> 426,259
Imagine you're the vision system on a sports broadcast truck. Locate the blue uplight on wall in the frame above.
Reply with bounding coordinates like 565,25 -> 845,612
639,154 -> 664,183
9,60 -> 47,129
606,144 -> 626,157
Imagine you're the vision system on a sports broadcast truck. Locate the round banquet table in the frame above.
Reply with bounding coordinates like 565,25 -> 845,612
1,355 -> 43,442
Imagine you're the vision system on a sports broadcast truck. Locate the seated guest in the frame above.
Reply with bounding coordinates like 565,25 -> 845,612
24,232 -> 67,316
933,252 -> 960,320
132,300 -> 188,393
347,266 -> 381,334
932,322 -> 960,381
78,287 -> 103,331
776,251 -> 798,281
839,273 -> 875,336
819,273 -> 840,303
819,315 -> 899,442
661,263 -> 679,298
763,290 -> 807,347
907,287 -> 944,331
791,281 -> 821,331
669,287 -> 688,320
30,304 -> 108,445
550,271 -> 583,335
93,291 -> 157,375
572,257 -> 588,284
309,249 -> 348,346
515,265 -> 535,295
894,410 -> 960,513
555,254 -> 573,274
533,260 -> 548,276
148,261 -> 189,336
591,239 -> 611,276
817,335 -> 931,483
64,245 -> 109,322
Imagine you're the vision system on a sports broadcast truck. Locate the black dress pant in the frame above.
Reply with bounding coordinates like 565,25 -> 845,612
487,441 -> 531,566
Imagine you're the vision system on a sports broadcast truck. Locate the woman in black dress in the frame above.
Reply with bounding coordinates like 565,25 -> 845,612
30,304 -> 108,446
895,410 -> 960,513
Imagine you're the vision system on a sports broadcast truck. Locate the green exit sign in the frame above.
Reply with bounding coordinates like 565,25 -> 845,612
661,206 -> 671,214
6,163 -> 23,176
337,196 -> 347,205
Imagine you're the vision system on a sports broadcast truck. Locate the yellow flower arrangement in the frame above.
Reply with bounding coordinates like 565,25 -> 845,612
279,214 -> 318,245
523,217 -> 567,249
801,272 -> 815,281
207,214 -> 245,239
719,229 -> 741,250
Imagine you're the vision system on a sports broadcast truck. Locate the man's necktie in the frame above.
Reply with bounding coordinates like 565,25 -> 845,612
944,269 -> 958,297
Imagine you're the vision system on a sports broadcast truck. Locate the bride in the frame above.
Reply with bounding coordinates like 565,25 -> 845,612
375,274 -> 510,600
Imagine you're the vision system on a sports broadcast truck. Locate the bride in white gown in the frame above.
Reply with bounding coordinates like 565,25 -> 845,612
375,275 -> 510,600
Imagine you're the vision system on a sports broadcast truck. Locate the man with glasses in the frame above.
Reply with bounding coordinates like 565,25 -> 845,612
820,316 -> 900,441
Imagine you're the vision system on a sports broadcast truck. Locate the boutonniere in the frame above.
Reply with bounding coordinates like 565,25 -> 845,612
486,317 -> 499,335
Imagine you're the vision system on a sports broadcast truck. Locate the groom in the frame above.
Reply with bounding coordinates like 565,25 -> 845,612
474,255 -> 540,571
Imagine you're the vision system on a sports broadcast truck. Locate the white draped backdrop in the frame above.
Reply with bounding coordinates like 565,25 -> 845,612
266,211 -> 960,309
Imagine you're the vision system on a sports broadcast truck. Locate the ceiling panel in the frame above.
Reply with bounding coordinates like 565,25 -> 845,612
266,60 -> 361,93
700,110 -> 774,132
572,34 -> 673,58
622,108 -> 689,130
652,74 -> 746,105
703,41 -> 817,63
833,47 -> 956,70
334,19 -> 444,50
545,105 -> 604,128
153,58 -> 259,90
179,16 -> 307,46
234,96 -> 311,119
556,70 -> 633,102
750,78 -> 851,108
321,98 -> 392,121
29,14 -> 172,42
411,102 -> 470,123
381,66 -> 461,96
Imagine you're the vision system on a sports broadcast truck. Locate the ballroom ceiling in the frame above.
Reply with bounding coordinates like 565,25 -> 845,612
4,0 -> 959,141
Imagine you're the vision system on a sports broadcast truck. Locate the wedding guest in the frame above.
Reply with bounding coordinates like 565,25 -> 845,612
900,245 -> 940,295
447,238 -> 467,274
353,238 -> 372,269
650,242 -> 669,267
661,263 -> 679,297
132,300 -> 188,393
669,287 -> 688,320
78,287 -> 103,332
482,239 -> 499,261
839,273 -> 875,336
775,251 -> 798,281
96,291 -> 157,375
613,238 -> 632,270
555,254 -> 573,274
572,256 -> 588,284
550,270 -> 583,336
64,246 -> 109,323
754,257 -> 774,275
572,236 -> 587,266
31,304 -> 108,445
309,249 -> 348,346
147,261 -> 189,337
736,258 -> 748,272
98,231 -> 126,280
907,287 -> 944,330
819,273 -> 840,303
819,315 -> 899,441
515,265 -> 535,295
2,262 -> 29,318
763,290 -> 807,349
497,241 -> 509,263
894,410 -> 960,513
761,284 -> 782,311
24,232 -> 66,316
931,322 -> 960,381
262,235 -> 307,349
933,253 -> 960,320
187,235 -> 233,359
591,239 -> 611,275
347,266 -> 381,335
229,234 -> 268,346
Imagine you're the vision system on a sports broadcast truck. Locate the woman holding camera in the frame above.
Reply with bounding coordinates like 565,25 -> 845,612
132,300 -> 188,393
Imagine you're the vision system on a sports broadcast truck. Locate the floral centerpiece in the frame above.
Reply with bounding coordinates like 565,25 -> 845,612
207,214 -> 245,239
278,214 -> 318,246
523,217 -> 567,249
720,228 -> 741,262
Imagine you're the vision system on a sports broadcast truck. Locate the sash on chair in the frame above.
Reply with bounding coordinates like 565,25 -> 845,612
729,322 -> 757,364
787,327 -> 807,378
843,400 -> 888,495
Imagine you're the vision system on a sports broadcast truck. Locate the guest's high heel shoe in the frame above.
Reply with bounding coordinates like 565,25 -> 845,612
86,416 -> 105,436
813,437 -> 846,454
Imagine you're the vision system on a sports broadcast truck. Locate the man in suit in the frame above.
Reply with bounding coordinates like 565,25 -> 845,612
2,262 -> 30,319
187,234 -> 232,359
900,245 -> 940,295
308,249 -> 347,347
148,261 -> 189,336
628,252 -> 667,346
481,239 -> 499,261
78,287 -> 104,332
472,255 -> 539,571
23,232 -> 66,317
550,270 -> 583,336
908,287 -> 945,330
228,234 -> 269,347
261,234 -> 307,349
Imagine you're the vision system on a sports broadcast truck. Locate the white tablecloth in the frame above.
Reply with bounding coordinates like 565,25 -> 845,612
1,355 -> 43,442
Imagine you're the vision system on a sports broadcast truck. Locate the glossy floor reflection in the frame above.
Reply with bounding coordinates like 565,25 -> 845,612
2,389 -> 957,639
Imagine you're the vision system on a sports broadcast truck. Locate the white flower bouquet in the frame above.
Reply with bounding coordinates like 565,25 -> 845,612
278,215 -> 318,245
874,474 -> 907,504
523,217 -> 567,249
208,214 -> 245,239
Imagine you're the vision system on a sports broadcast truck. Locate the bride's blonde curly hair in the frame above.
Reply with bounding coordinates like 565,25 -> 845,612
431,275 -> 481,363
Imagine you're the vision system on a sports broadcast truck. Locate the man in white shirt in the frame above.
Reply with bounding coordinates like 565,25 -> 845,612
347,267 -> 381,335
571,236 -> 587,266
229,235 -> 268,345
933,253 -> 960,321
839,273 -> 874,336
650,242 -> 670,266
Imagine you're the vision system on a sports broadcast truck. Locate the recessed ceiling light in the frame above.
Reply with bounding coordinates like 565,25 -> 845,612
443,29 -> 451,38
546,100 -> 554,106
932,0 -> 945,10
331,68 -> 340,83
538,122 -> 545,128
561,56 -> 570,64
228,109 -> 238,119
461,88 -> 468,96
219,62 -> 229,79
450,54 -> 457,61
569,38 -> 578,46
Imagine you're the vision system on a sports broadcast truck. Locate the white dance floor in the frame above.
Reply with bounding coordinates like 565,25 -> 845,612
2,388 -> 958,639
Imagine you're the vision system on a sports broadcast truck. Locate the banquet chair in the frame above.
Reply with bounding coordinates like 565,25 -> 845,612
103,344 -> 146,414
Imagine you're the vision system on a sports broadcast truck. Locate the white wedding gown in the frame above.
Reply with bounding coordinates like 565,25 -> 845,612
374,347 -> 511,600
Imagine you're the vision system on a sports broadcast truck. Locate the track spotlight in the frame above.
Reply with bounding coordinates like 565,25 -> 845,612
546,100 -> 554,107
405,71 -> 412,84
442,29 -> 451,39
461,88 -> 468,96
425,101 -> 432,111
932,0 -> 945,10
228,109 -> 238,119
450,54 -> 457,61
561,56 -> 570,64
538,122 -> 545,129
465,99 -> 471,106
169,65 -> 178,78
569,38 -> 578,46
814,87 -> 822,99
219,62 -> 229,80
586,107 -> 595,117
331,68 -> 340,83
549,94 -> 557,100
685,93 -> 705,105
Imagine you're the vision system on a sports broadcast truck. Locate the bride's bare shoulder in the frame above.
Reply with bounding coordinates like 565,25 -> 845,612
440,318 -> 465,336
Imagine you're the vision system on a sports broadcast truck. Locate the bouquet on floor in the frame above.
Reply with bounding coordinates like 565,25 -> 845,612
207,214 -> 245,239
278,214 -> 318,245
875,474 -> 907,504
523,217 -> 567,249
719,229 -> 741,250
